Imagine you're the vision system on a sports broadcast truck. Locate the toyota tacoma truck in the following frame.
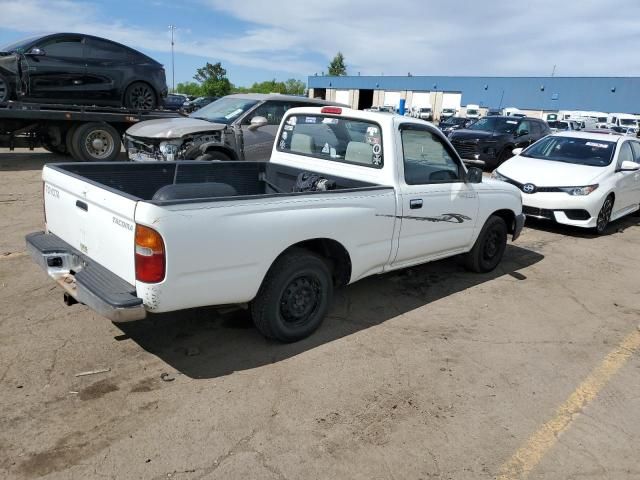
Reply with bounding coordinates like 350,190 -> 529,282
27,106 -> 525,342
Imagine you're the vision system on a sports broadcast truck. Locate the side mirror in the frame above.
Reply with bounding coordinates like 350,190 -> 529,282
619,160 -> 640,171
511,147 -> 523,156
517,129 -> 529,137
248,116 -> 268,131
27,47 -> 45,56
465,167 -> 483,184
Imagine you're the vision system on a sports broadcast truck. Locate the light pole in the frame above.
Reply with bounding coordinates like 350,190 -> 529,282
168,25 -> 177,92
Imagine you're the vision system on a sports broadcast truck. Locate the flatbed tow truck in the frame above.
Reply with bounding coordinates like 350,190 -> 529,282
0,100 -> 180,161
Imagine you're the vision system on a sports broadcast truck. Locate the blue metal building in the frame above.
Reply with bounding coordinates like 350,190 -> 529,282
307,75 -> 640,113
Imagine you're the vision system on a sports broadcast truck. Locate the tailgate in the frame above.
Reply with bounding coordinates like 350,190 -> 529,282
42,165 -> 138,285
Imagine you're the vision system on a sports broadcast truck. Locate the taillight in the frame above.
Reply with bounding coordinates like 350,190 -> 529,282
135,225 -> 165,283
321,106 -> 342,114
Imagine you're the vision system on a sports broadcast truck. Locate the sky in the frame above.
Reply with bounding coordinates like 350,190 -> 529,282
0,0 -> 639,89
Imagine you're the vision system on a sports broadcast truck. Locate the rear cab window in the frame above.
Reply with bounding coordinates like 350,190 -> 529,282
277,113 -> 383,168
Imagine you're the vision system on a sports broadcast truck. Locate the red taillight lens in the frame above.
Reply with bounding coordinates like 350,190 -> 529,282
135,225 -> 165,283
321,106 -> 342,114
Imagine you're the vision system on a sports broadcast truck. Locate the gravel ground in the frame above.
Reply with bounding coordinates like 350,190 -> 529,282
1,148 -> 639,480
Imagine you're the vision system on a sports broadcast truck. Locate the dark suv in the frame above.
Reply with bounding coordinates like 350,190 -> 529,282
448,116 -> 551,169
0,33 -> 167,109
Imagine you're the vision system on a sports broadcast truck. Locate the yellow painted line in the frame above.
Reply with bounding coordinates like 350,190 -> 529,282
497,328 -> 640,480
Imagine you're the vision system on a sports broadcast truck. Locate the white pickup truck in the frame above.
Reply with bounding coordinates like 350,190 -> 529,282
27,106 -> 524,342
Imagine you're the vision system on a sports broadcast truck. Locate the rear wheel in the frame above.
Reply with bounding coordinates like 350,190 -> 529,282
124,82 -> 157,110
72,123 -> 121,162
0,73 -> 12,103
463,215 -> 508,273
42,143 -> 70,156
595,195 -> 614,235
251,248 -> 333,342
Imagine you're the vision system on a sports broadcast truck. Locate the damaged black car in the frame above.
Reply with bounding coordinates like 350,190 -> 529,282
0,33 -> 167,109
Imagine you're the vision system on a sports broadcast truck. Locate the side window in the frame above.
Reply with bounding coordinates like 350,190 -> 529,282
629,141 -> 640,162
87,39 -> 125,60
617,142 -> 634,168
517,120 -> 531,135
401,127 -> 461,185
530,122 -> 541,136
248,101 -> 295,125
40,36 -> 84,57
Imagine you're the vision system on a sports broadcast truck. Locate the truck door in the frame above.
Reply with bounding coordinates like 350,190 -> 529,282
23,35 -> 87,102
392,124 -> 479,268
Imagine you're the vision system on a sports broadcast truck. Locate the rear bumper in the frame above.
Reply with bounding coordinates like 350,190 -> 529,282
25,232 -> 146,323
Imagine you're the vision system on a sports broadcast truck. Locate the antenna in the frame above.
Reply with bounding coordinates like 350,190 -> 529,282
168,25 -> 177,92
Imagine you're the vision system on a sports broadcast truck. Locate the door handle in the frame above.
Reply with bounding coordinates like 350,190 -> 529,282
410,199 -> 423,209
76,200 -> 88,211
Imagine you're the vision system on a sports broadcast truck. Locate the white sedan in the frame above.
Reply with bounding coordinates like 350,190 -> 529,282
491,132 -> 640,234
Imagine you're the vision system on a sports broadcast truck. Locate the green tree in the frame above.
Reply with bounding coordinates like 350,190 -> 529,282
175,81 -> 203,97
284,78 -> 306,95
328,52 -> 347,76
193,62 -> 232,97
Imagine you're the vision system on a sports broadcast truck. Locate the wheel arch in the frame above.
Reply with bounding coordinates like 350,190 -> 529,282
271,238 -> 352,288
490,209 -> 517,235
201,143 -> 238,160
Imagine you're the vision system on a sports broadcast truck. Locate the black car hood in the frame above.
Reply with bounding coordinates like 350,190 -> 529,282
449,129 -> 506,141
0,53 -> 18,74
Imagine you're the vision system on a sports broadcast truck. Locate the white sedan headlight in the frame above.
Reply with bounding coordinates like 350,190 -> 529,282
491,170 -> 508,181
558,184 -> 599,196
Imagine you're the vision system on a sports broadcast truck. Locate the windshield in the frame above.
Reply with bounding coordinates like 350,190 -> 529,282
444,117 -> 465,125
467,109 -> 479,115
443,109 -> 455,113
521,136 -> 615,166
190,97 -> 258,124
420,108 -> 431,112
620,118 -> 637,126
468,117 -> 518,134
1,35 -> 40,53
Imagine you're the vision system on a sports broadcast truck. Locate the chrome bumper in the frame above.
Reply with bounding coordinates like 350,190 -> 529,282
25,232 -> 146,323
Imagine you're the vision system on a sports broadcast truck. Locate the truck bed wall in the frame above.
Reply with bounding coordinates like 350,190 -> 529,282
55,162 -> 380,202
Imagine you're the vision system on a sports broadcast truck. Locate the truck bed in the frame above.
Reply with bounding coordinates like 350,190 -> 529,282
51,161 -> 388,204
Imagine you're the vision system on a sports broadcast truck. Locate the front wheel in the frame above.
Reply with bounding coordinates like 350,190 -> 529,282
194,151 -> 231,161
124,82 -> 157,110
463,215 -> 508,273
251,248 -> 333,342
595,195 -> 614,235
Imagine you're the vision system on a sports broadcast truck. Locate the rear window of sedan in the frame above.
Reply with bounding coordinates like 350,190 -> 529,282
277,114 -> 384,168
521,136 -> 616,166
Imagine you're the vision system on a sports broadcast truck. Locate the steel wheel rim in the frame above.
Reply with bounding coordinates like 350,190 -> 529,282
482,228 -> 501,261
0,78 -> 7,102
85,129 -> 114,159
130,85 -> 154,110
597,197 -> 613,232
279,275 -> 322,326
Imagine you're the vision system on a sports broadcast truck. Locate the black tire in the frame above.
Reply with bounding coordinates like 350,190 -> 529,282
463,215 -> 508,273
251,248 -> 333,342
194,151 -> 231,161
42,143 -> 70,156
65,124 -> 82,161
124,82 -> 157,110
0,73 -> 12,103
595,194 -> 614,235
72,123 -> 121,162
